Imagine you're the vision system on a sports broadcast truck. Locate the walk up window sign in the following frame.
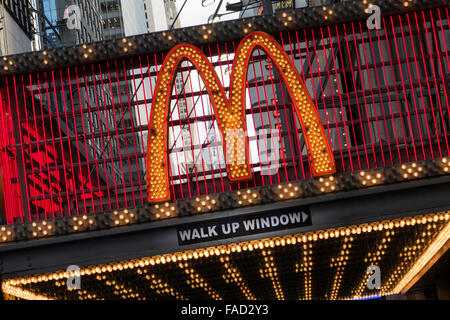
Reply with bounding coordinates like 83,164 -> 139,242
177,206 -> 311,245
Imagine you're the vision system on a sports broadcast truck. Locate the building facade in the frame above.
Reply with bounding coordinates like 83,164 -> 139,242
36,0 -> 103,49
0,0 -> 34,55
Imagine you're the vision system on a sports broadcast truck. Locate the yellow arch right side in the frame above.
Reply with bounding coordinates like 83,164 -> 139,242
229,31 -> 335,177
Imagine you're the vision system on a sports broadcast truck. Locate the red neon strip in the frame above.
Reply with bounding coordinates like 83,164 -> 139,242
222,43 -> 249,191
171,61 -> 193,198
126,58 -> 146,204
270,32 -> 296,181
276,39 -> 299,181
317,28 -> 346,172
293,31 -> 315,177
26,75 -> 45,219
108,60 -> 133,206
187,59 -> 209,194
281,32 -> 307,179
0,92 -> 14,222
333,26 -> 363,170
82,65 -> 104,211
324,27 -> 354,171
134,57 -> 154,202
373,26 -> 403,164
411,12 -> 442,158
43,73 -> 62,217
97,64 -> 120,208
421,10 -> 449,156
255,47 -> 282,184
148,53 -> 178,198
105,61 -> 129,207
376,22 -> 410,163
431,9 -> 450,156
66,68 -> 90,214
159,52 -> 188,198
206,44 -> 227,192
21,74 -> 40,220
52,70 -> 77,216
342,24 -> 370,169
115,60 -> 138,206
73,67 -> 96,210
44,72 -> 62,218
392,15 -> 428,160
216,43 -> 245,192
350,22 -> 378,168
36,73 -> 56,218
11,76 -> 33,221
249,52 -> 273,186
90,64 -> 112,210
178,61 -> 201,197
386,17 -> 422,161
310,28 -> 339,169
212,43 -> 235,192
0,89 -> 20,223
364,23 -> 395,166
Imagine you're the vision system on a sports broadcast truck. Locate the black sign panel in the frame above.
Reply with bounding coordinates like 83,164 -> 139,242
176,206 -> 312,246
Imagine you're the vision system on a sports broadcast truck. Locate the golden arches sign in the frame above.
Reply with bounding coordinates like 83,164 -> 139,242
146,31 -> 335,202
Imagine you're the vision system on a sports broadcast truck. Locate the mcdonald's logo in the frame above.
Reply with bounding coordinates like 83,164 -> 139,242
146,31 -> 335,202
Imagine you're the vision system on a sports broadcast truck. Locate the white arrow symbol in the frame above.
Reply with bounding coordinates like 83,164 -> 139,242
302,211 -> 309,222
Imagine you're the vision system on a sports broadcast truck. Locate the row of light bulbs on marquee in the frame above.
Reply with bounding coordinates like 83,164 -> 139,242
2,211 -> 449,300
220,255 -> 256,300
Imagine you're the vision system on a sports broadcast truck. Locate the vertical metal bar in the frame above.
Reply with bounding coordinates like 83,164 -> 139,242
73,68 -> 96,211
98,63 -> 120,208
386,16 -> 422,161
197,44 -> 218,193
334,25 -> 363,169
255,48 -> 281,184
106,61 -> 129,207
376,21 -> 410,163
43,72 -> 63,217
373,26 -> 403,164
350,22 -> 378,168
36,73 -> 56,217
268,35 -> 294,181
342,24 -> 370,169
430,9 -> 450,156
21,74 -> 40,219
365,23 -> 395,166
207,44 -> 228,192
90,64 -> 112,210
318,27 -> 346,172
250,53 -> 273,186
8,76 -> 31,222
66,68 -> 89,214
82,65 -> 104,211
325,27 -> 354,171
393,15 -> 429,161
